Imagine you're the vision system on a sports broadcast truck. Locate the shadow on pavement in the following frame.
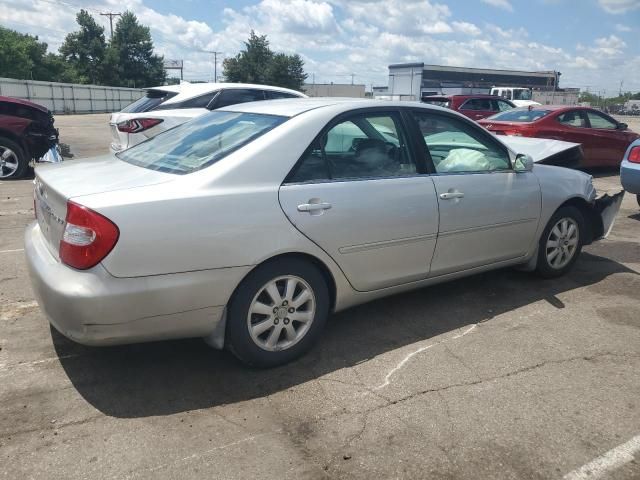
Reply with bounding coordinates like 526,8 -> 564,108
53,251 -> 637,418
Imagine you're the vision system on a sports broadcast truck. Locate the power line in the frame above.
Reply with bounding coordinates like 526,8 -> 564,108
100,12 -> 122,39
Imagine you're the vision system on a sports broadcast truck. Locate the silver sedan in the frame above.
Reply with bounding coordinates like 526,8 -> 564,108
25,99 -> 623,367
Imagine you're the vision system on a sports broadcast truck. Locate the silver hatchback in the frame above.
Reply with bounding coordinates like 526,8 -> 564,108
26,99 -> 623,367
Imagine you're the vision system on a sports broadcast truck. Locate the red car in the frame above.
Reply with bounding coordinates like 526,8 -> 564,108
478,106 -> 639,168
0,96 -> 59,179
422,94 -> 516,121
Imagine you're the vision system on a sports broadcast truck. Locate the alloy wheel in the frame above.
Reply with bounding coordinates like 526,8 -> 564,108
545,217 -> 579,269
0,147 -> 19,178
247,275 -> 316,352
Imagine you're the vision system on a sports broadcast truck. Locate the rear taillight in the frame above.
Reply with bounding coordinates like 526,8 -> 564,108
628,146 -> 640,164
59,201 -> 119,270
117,118 -> 163,133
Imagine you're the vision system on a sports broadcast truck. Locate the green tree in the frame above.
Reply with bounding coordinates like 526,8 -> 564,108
268,53 -> 307,90
223,31 -> 307,91
59,10 -> 107,84
106,11 -> 166,87
0,27 -> 51,80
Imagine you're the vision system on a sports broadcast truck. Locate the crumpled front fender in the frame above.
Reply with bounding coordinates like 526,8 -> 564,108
588,190 -> 625,242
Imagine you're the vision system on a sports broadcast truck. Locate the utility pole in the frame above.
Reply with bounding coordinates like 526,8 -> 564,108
619,80 -> 624,97
100,12 -> 121,39
203,51 -> 223,82
350,73 -> 355,85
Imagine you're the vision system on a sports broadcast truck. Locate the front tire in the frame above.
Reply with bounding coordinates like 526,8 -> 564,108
226,258 -> 329,367
535,206 -> 584,278
0,137 -> 28,179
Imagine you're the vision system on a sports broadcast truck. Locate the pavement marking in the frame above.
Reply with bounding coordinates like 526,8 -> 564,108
0,248 -> 24,254
374,324 -> 477,390
563,434 -> 640,480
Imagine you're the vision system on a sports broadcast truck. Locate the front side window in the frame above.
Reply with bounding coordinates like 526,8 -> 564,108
288,113 -> 416,183
215,89 -> 266,108
557,110 -> 587,128
513,89 -> 532,101
586,111 -> 617,129
412,111 -> 511,174
117,111 -> 286,174
494,100 -> 513,112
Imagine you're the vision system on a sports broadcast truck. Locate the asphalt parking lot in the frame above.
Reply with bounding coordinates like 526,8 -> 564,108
1,114 -> 639,479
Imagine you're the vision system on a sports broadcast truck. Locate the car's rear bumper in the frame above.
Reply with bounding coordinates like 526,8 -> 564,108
621,161 -> 640,194
25,221 -> 250,347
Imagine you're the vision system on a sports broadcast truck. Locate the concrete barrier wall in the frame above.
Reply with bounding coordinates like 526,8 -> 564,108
0,77 -> 145,114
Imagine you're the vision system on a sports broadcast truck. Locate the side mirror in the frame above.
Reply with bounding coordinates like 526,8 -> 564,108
617,123 -> 628,130
514,153 -> 534,172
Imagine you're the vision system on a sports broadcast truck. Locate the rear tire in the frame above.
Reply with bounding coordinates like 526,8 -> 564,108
535,206 -> 585,278
226,258 -> 329,368
0,137 -> 28,179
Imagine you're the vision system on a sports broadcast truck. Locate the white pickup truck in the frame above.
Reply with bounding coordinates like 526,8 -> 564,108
490,87 -> 541,107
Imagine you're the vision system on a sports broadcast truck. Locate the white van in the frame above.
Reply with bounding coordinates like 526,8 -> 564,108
490,87 -> 540,107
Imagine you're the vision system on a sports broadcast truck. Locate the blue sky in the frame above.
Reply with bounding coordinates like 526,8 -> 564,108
2,0 -> 639,93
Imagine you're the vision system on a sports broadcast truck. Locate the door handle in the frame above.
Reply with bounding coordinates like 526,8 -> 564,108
297,201 -> 332,213
439,192 -> 465,200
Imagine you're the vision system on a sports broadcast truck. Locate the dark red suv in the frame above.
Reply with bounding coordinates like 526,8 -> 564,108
0,96 -> 59,179
422,94 -> 516,121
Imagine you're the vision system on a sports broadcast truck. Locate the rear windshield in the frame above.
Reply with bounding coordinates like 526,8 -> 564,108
486,109 -> 551,122
422,98 -> 450,108
117,111 -> 287,174
120,90 -> 178,113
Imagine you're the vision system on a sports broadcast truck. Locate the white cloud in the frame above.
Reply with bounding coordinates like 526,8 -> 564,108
0,0 -> 638,93
597,0 -> 640,14
452,21 -> 482,36
481,0 -> 514,12
615,23 -> 632,32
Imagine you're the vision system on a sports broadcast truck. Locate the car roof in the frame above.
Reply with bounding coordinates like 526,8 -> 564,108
0,95 -> 49,113
147,82 -> 306,105
220,97 -> 448,118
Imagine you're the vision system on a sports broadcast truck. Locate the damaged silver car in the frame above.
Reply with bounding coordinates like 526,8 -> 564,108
25,99 -> 623,367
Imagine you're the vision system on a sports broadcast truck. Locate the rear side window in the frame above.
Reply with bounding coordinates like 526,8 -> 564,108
557,110 -> 587,128
117,111 -> 286,175
120,90 -> 177,113
154,91 -> 219,110
487,109 -> 551,122
215,89 -> 266,108
265,90 -> 300,99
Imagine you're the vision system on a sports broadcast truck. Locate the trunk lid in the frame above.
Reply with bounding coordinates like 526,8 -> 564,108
34,155 -> 174,257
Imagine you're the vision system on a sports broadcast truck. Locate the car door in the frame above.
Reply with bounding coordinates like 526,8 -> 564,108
584,110 -> 630,166
409,109 -> 541,276
279,110 -> 439,292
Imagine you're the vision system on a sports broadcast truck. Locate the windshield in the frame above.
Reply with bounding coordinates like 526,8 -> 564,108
512,89 -> 533,101
486,109 -> 551,122
117,111 -> 287,174
120,90 -> 178,113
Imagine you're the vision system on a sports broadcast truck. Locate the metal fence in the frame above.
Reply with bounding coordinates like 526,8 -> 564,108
0,77 -> 145,114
